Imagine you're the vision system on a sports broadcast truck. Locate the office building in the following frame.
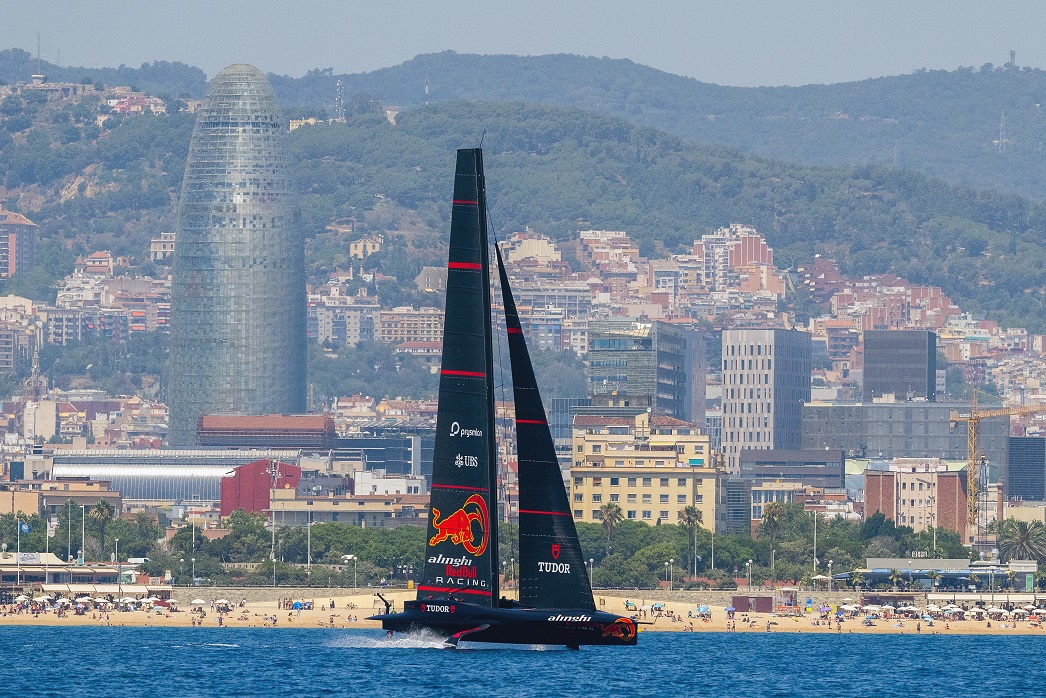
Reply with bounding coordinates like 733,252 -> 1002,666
1008,437 -> 1046,502
738,449 -> 845,489
864,458 -> 967,536
0,204 -> 39,277
863,330 -> 937,401
721,328 -> 811,474
169,64 -> 306,446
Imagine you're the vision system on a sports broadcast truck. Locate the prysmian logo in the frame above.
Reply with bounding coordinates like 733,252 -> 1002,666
450,421 -> 483,438
548,614 -> 592,622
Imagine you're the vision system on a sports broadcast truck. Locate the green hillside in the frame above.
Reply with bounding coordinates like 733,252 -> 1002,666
2,96 -> 1046,329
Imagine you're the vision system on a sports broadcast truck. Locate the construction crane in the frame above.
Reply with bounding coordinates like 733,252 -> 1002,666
950,390 -> 1045,549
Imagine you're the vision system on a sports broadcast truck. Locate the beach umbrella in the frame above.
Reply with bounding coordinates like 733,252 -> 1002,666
146,596 -> 162,602
75,596 -> 92,603
119,597 -> 136,604
841,597 -> 854,602
14,595 -> 27,602
56,598 -> 72,606
1024,604 -> 1037,611
215,599 -> 231,605
921,614 -> 933,621
191,599 -> 206,606
37,594 -> 53,601
986,607 -> 1006,613
697,605 -> 709,613
724,606 -> 735,612
94,598 -> 110,604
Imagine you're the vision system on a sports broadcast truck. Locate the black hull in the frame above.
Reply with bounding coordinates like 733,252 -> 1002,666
369,599 -> 637,647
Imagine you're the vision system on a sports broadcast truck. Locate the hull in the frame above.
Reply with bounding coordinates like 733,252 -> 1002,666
370,599 -> 637,647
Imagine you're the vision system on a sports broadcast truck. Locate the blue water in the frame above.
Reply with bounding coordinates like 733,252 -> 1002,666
3,626 -> 1043,696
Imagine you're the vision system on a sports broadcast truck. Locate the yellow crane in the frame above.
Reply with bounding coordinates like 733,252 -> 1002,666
950,390 -> 1045,547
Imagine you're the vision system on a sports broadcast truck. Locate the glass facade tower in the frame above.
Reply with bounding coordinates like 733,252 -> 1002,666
169,64 -> 306,446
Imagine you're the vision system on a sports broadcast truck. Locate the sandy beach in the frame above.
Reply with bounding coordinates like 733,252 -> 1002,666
3,590 -> 1044,636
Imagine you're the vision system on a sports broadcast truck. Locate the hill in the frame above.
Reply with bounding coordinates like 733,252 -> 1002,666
5,49 -> 1046,200
3,96 -> 1046,329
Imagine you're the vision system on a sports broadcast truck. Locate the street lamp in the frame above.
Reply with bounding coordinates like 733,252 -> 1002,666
746,559 -> 753,590
589,558 -> 594,587
180,558 -> 185,587
828,560 -> 834,592
770,549 -> 776,586
908,560 -> 913,591
511,557 -> 515,586
669,558 -> 674,591
664,561 -> 670,587
114,538 -> 121,597
191,557 -> 196,587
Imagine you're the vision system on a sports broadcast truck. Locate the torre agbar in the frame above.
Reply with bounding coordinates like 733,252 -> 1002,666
169,64 -> 306,446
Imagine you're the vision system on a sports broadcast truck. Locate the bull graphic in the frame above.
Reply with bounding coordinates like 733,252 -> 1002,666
429,493 -> 489,555
602,618 -> 636,640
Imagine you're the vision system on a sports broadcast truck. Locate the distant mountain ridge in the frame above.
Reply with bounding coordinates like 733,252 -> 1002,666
3,48 -> 1046,199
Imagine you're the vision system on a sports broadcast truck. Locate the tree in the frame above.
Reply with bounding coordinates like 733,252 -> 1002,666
850,571 -> 865,592
678,505 -> 702,577
888,568 -> 904,592
998,518 -> 1046,563
761,501 -> 785,583
88,499 -> 114,558
600,503 -> 624,556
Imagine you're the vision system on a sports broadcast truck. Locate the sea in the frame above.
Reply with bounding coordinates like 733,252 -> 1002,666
5,626 -> 1042,697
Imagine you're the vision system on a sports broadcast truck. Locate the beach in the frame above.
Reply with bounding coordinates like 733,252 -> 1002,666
3,589 -> 1044,636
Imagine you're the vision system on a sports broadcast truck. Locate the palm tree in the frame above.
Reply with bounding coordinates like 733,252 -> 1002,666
888,568 -> 904,591
678,506 -> 703,577
761,501 -> 785,584
926,570 -> 941,591
850,571 -> 865,593
89,499 -> 115,558
998,518 -> 1046,563
599,503 -> 623,556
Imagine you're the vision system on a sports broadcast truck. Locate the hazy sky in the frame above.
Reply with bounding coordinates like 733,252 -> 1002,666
5,1 -> 1046,86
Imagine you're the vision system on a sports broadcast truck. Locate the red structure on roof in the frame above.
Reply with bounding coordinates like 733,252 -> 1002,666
219,459 -> 300,517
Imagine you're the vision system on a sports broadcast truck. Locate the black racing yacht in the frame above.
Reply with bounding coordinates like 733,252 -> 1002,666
370,148 -> 637,649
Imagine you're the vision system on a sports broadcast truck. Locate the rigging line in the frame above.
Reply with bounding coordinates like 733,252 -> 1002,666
486,189 -> 514,532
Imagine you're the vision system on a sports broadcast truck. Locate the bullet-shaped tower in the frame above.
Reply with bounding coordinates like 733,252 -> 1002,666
169,64 -> 305,446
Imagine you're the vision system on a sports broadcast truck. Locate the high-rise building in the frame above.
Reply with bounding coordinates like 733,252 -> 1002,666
0,204 -> 39,277
587,319 -> 703,424
721,328 -> 811,474
169,64 -> 305,446
1008,437 -> 1046,502
862,330 -> 937,402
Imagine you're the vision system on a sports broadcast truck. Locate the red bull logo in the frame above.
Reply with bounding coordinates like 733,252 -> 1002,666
602,618 -> 636,641
429,493 -> 489,555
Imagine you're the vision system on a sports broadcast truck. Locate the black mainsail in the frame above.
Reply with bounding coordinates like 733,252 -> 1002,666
416,148 -> 499,604
496,246 -> 595,611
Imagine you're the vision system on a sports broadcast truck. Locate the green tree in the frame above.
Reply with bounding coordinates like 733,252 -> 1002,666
998,518 -> 1046,563
761,501 -> 785,583
888,568 -> 904,591
88,499 -> 114,558
600,503 -> 624,556
678,505 -> 702,577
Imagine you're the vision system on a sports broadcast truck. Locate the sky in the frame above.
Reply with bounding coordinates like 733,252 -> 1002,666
5,1 -> 1046,86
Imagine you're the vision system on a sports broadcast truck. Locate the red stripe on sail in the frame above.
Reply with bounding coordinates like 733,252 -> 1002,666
441,369 -> 486,377
507,327 -> 523,334
452,199 -> 478,205
432,483 -> 487,492
448,262 -> 482,270
516,419 -> 547,425
519,509 -> 571,517
416,585 -> 492,596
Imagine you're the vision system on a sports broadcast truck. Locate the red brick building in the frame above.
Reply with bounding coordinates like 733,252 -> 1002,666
219,459 -> 300,517
0,205 -> 38,277
864,459 -> 967,536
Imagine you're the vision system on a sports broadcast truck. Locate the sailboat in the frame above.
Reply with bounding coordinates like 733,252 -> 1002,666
370,148 -> 637,649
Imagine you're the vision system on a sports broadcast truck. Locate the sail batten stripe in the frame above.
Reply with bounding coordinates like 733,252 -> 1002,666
441,369 -> 486,377
516,419 -> 547,425
507,327 -> 523,334
519,509 -> 572,517
448,262 -> 482,270
417,585 -> 492,596
452,199 -> 478,205
432,483 -> 487,491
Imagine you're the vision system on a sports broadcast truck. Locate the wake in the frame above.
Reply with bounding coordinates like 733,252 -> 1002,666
329,629 -> 568,652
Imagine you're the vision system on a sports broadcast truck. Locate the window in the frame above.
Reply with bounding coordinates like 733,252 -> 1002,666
628,478 -> 637,487
574,477 -> 583,486
610,493 -> 619,502
642,478 -> 652,487
642,511 -> 652,520
593,494 -> 602,503
695,494 -> 703,503
642,493 -> 652,503
593,477 -> 602,486
677,494 -> 687,503
610,477 -> 619,486
574,510 -> 583,518
573,493 -> 583,502
678,478 -> 687,487
593,510 -> 603,519
627,494 -> 637,503
592,444 -> 601,453
636,460 -> 645,466
627,510 -> 637,519
660,511 -> 669,520
660,478 -> 669,487
655,460 -> 665,467
660,494 -> 669,503
577,445 -> 583,453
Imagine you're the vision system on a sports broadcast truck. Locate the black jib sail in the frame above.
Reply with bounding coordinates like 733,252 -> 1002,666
416,149 -> 499,604
496,246 -> 595,611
